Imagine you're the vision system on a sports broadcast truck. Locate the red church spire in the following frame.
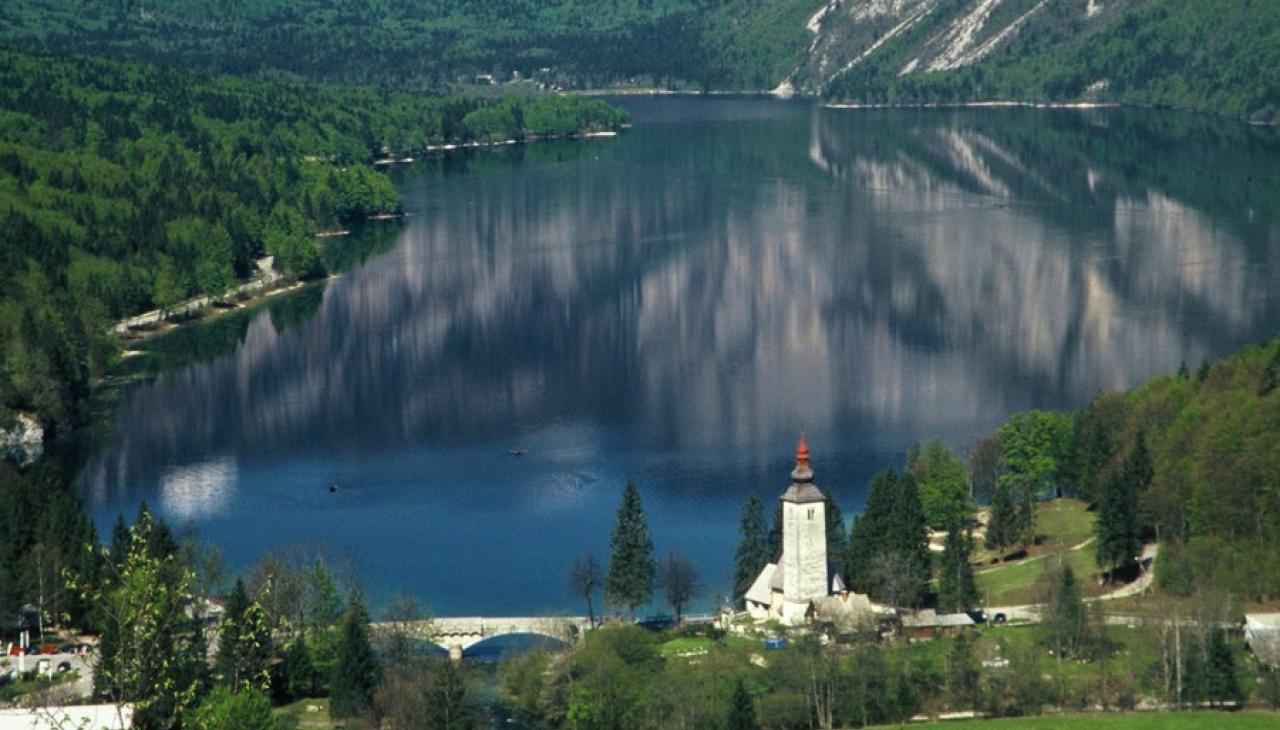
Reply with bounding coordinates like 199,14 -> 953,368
795,433 -> 810,470
790,433 -> 814,483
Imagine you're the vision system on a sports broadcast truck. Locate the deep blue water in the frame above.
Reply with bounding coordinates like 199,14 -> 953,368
79,98 -> 1280,620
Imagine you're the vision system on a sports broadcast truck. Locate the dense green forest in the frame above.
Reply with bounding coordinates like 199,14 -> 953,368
826,0 -> 1280,123
0,49 -> 627,433
0,0 -> 823,91
963,339 -> 1280,600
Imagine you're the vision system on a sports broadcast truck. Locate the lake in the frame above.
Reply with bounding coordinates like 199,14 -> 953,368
78,98 -> 1280,618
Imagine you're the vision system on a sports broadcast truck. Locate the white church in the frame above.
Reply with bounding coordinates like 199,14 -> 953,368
744,436 -> 873,626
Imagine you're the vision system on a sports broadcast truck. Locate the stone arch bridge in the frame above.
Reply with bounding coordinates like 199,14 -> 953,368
372,616 -> 589,660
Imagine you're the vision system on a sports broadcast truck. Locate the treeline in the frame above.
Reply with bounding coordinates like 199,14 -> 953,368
0,0 -> 822,91
0,48 -> 627,431
826,0 -> 1280,124
498,605 -> 1264,730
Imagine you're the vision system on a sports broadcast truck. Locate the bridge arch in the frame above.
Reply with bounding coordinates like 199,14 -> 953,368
373,616 -> 588,660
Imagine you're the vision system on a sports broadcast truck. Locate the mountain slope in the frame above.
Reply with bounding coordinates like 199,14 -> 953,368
808,0 -> 1280,122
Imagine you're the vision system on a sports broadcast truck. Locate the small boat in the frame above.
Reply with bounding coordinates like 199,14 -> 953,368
328,483 -> 340,493
508,449 -> 528,456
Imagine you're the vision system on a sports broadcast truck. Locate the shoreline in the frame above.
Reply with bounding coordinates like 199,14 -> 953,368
823,99 -> 1121,111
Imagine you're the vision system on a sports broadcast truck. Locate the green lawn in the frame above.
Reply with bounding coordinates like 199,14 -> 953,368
1033,499 -> 1095,548
275,698 -> 369,730
869,711 -> 1280,729
659,636 -> 713,658
977,500 -> 1103,606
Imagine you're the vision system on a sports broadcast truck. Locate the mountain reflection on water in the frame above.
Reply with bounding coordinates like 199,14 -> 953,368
79,99 -> 1280,615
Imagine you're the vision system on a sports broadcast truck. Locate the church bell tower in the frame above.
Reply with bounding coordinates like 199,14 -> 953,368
780,435 -> 828,602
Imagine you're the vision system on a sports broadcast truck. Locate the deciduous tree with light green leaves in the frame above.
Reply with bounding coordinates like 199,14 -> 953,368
215,578 -> 274,693
907,439 -> 974,530
605,481 -> 656,616
997,410 -> 1074,546
190,687 -> 280,730
82,509 -> 204,730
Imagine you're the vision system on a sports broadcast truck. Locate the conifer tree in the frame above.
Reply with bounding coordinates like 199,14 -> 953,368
937,524 -> 977,612
604,481 -> 656,616
306,561 -> 343,631
1096,435 -> 1149,575
1044,563 -> 1086,658
985,481 -> 1018,556
282,632 -> 317,701
726,677 -> 758,730
732,495 -> 769,607
767,501 -> 783,562
889,473 -> 931,607
824,493 -> 846,579
329,589 -> 379,719
1205,627 -> 1243,706
845,468 -> 898,594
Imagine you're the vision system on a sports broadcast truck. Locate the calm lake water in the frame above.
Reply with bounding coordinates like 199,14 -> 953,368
79,99 -> 1280,619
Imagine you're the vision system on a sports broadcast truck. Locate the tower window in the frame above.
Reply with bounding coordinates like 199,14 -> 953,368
807,508 -> 814,520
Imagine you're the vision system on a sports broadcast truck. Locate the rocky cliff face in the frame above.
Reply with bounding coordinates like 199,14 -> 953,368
1,412 -> 44,465
784,0 -> 1130,94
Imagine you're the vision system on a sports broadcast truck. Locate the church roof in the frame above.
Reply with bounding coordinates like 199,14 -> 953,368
745,563 -> 778,606
781,482 -> 826,503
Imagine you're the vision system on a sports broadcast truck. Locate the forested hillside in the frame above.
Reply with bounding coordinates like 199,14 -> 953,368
0,49 -> 627,433
0,0 -> 823,90
4,0 -> 1277,121
972,339 -> 1280,601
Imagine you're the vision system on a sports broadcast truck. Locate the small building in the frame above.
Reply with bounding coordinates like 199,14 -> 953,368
1245,613 -> 1280,667
901,609 -> 975,640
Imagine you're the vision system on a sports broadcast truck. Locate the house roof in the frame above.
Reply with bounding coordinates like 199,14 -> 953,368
1245,613 -> 1280,667
902,610 -> 975,628
745,563 -> 778,606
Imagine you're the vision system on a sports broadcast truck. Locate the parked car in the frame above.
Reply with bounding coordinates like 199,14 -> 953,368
992,612 -> 1008,625
764,637 -> 787,650
6,646 -> 22,656
25,646 -> 41,655
58,644 -> 76,653
74,643 -> 93,654
56,661 -> 72,673
40,645 -> 58,655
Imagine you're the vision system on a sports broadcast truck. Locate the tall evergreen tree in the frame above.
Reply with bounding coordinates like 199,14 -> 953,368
845,468 -> 898,594
1096,435 -> 1149,575
937,524 -> 977,612
732,495 -> 769,607
1205,627 -> 1243,706
604,481 -> 656,616
824,493 -> 846,579
985,481 -> 1018,556
767,501 -> 783,562
726,676 -> 758,730
888,473 -> 931,607
329,589 -> 379,719
282,632 -> 317,701
1043,563 -> 1086,658
305,561 -> 343,631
